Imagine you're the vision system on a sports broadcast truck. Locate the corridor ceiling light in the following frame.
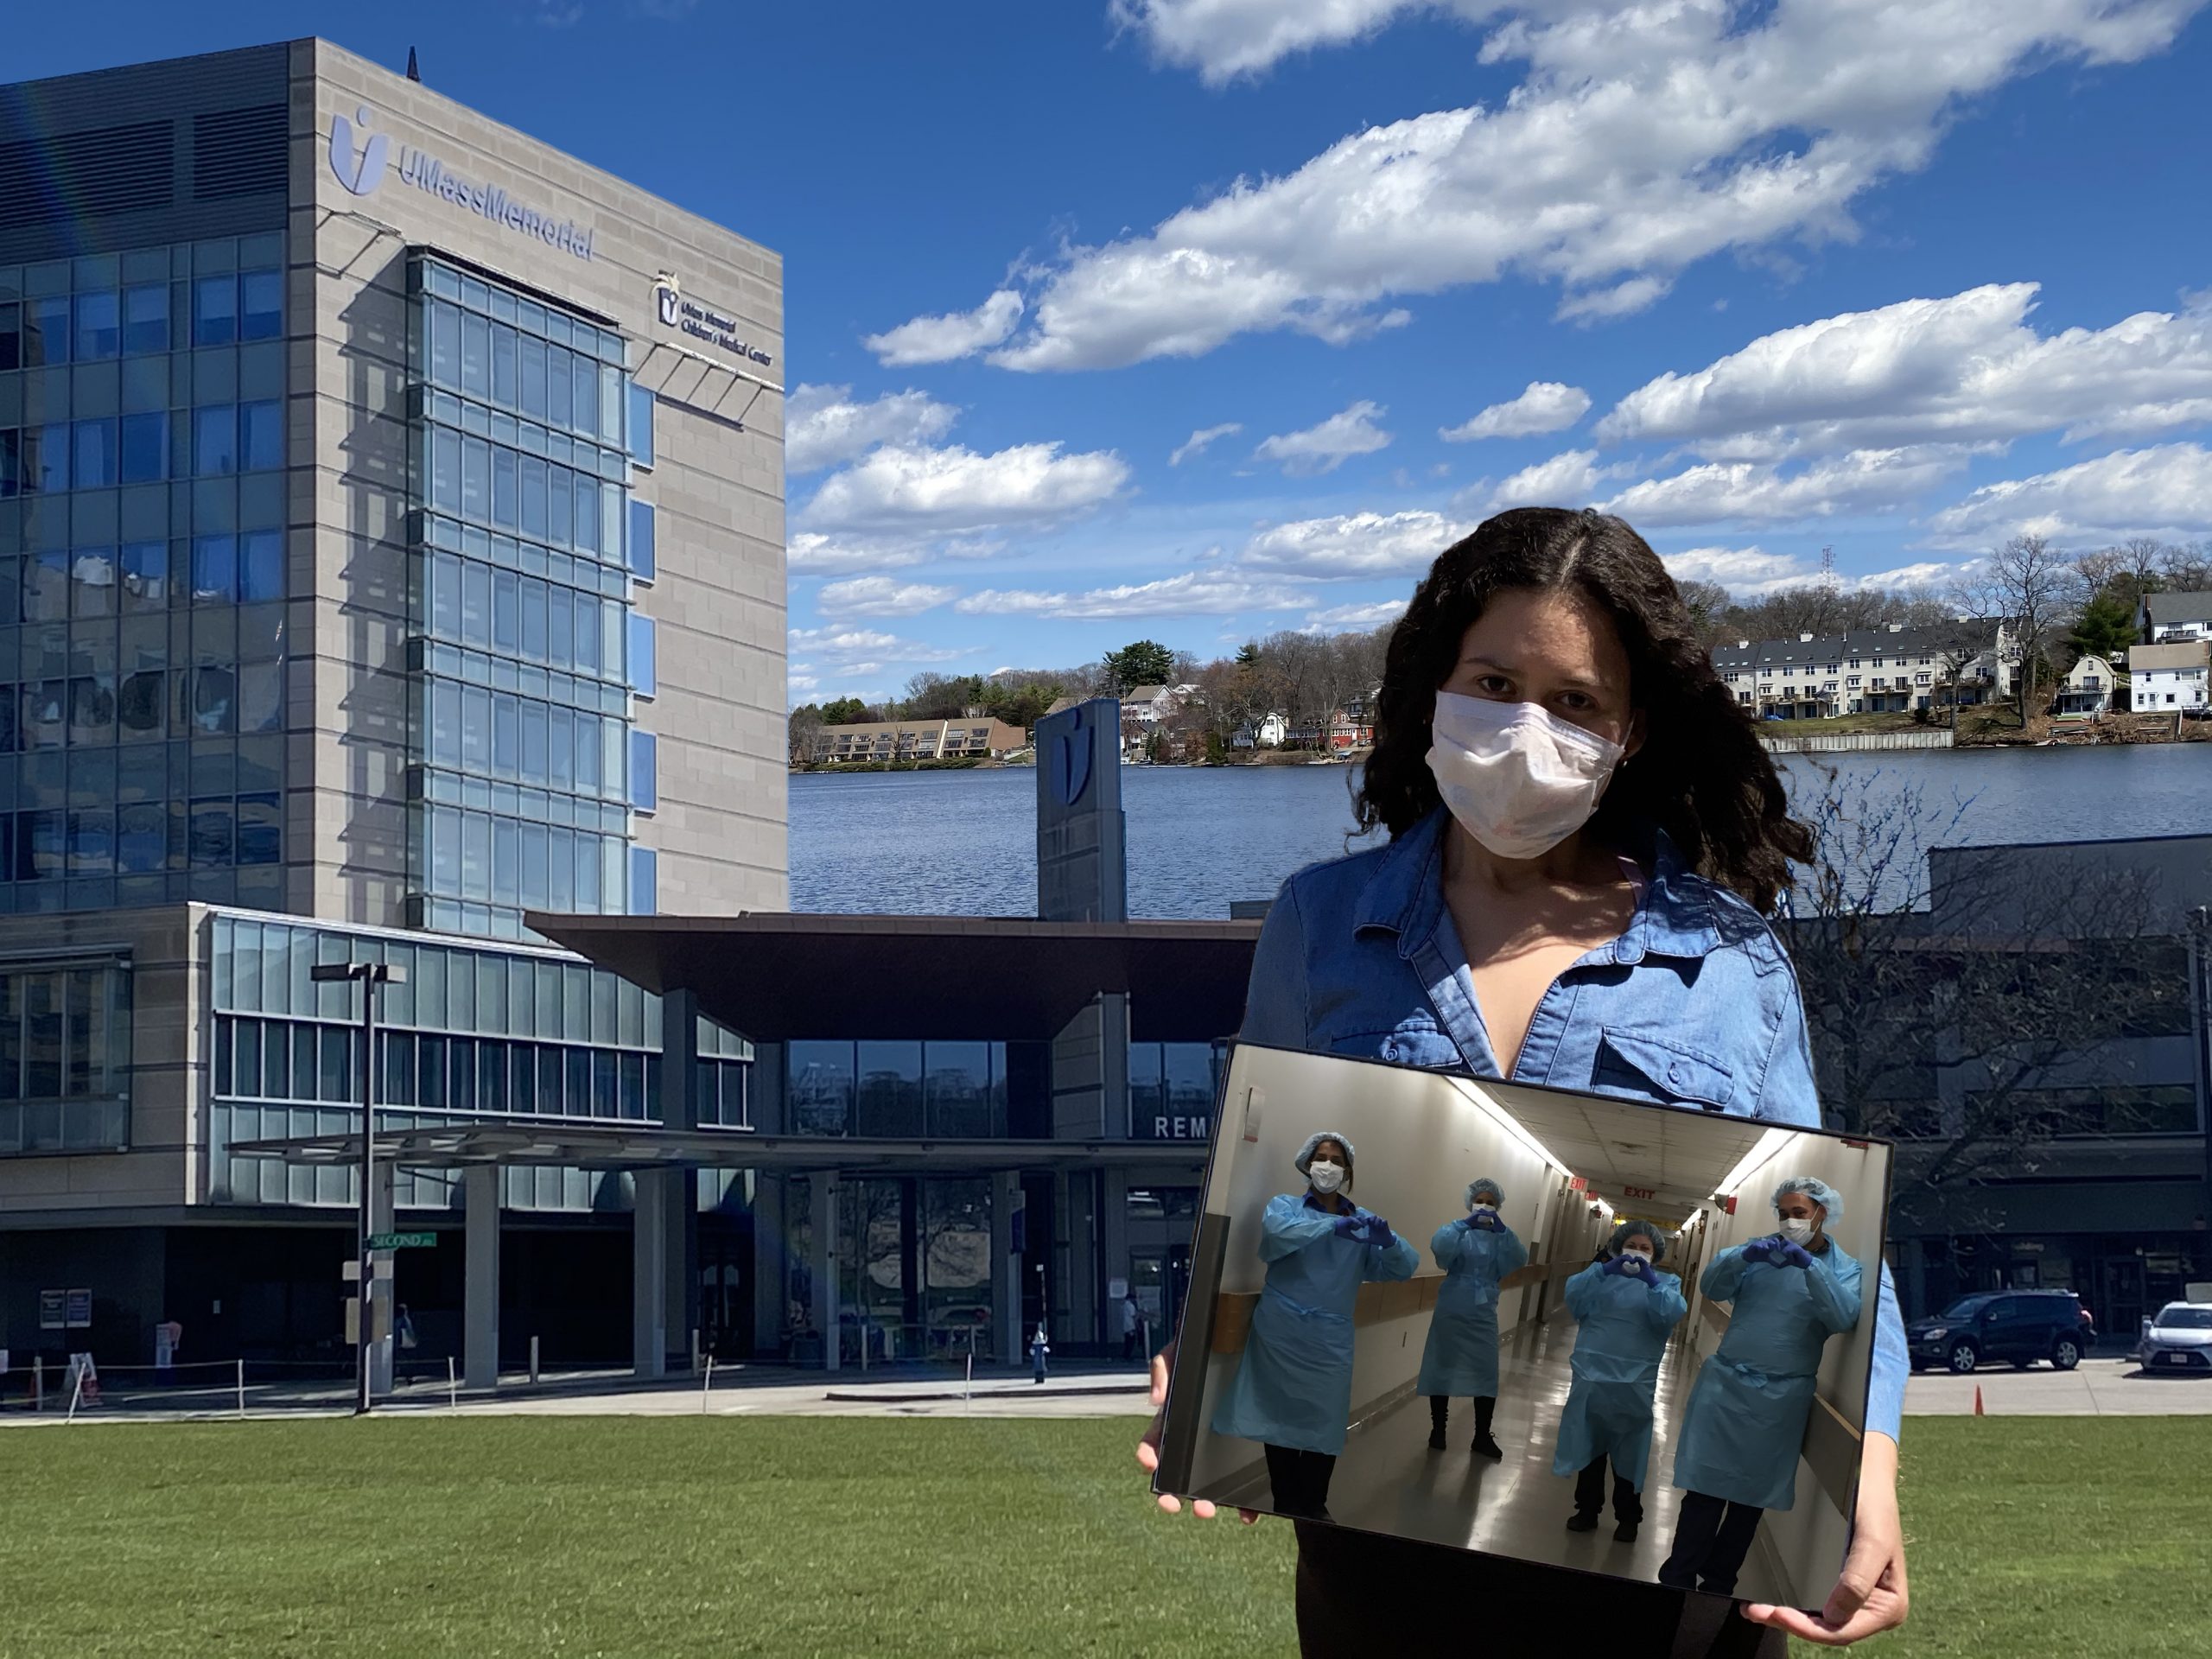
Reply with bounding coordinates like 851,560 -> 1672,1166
1712,1128 -> 1796,1204
1450,1078 -> 1573,1175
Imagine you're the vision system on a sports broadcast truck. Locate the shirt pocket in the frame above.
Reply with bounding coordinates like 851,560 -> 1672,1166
1592,1026 -> 1737,1111
1326,1018 -> 1465,1071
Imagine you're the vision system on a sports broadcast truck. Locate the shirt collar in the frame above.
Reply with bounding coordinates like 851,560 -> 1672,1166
1353,807 -> 1725,963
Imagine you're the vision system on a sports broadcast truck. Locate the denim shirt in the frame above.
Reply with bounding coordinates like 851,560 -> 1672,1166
1239,806 -> 1908,1443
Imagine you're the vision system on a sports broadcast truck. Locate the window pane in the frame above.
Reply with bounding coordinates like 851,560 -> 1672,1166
192,535 -> 236,604
74,290 -> 120,360
28,296 -> 70,365
627,383 -> 655,467
628,500 -> 655,581
239,270 -> 282,341
194,405 -> 238,475
194,275 -> 238,346
628,614 -> 656,698
789,1040 -> 852,1135
120,411 -> 168,483
239,531 -> 283,602
631,730 -> 657,812
123,284 -> 169,353
73,420 -> 119,488
629,846 -> 656,916
240,401 -> 283,471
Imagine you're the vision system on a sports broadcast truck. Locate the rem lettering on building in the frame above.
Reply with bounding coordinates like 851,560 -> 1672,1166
1151,1116 -> 1210,1141
655,279 -> 773,366
330,108 -> 595,262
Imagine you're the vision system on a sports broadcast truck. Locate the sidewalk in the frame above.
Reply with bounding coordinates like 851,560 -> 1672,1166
1904,1357 -> 2212,1415
0,1358 -> 1160,1425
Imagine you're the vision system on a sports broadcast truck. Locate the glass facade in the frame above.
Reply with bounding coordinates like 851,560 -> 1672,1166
405,256 -> 653,939
1128,1041 -> 1226,1140
0,238 -> 288,915
786,1039 -> 1033,1138
0,954 -> 132,1154
206,913 -> 753,1208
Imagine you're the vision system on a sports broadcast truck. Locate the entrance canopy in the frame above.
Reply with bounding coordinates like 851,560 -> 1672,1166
226,1122 -> 1210,1174
523,912 -> 1262,1044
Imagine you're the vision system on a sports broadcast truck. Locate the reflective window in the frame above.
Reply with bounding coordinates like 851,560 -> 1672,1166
122,283 -> 169,354
790,1041 -> 854,1135
119,412 -> 168,483
630,730 -> 658,813
194,275 -> 238,346
72,420 -> 119,488
194,405 -> 238,475
629,499 -> 655,582
629,845 -> 655,915
74,290 -> 120,360
627,383 -> 654,467
628,614 -> 657,698
857,1042 -> 924,1137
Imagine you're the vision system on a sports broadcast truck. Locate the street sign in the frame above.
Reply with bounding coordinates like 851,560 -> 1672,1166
370,1232 -> 436,1250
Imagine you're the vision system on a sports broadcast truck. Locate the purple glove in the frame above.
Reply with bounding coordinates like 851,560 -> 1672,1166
1364,1217 -> 1399,1250
1777,1241 -> 1816,1269
1332,1213 -> 1367,1240
1741,1237 -> 1778,1265
1467,1211 -> 1503,1231
1604,1255 -> 1643,1280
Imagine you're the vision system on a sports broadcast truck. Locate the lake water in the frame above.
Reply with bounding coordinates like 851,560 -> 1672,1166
789,747 -> 2212,919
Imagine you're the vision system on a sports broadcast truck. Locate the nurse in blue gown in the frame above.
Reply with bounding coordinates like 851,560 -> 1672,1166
1211,1131 -> 1420,1521
1416,1177 -> 1529,1459
1553,1220 -> 1688,1543
1660,1177 -> 1863,1597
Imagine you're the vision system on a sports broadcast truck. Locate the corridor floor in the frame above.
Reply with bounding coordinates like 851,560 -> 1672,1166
1199,1318 -> 1804,1605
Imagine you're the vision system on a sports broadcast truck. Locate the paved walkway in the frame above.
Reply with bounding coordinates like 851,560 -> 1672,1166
0,1361 -> 1159,1426
1904,1357 -> 2212,1415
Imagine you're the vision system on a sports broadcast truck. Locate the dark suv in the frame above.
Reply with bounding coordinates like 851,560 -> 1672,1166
1907,1290 -> 2094,1373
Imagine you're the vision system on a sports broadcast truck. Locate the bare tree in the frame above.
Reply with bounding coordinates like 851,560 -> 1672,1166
2159,541 -> 2212,594
1958,533 -> 2075,720
1778,770 -> 2169,1220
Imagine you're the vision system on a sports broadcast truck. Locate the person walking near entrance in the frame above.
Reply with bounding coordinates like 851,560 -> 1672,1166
1122,1292 -> 1141,1362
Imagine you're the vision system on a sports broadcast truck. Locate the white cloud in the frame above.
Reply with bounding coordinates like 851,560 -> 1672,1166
1923,442 -> 2212,547
1305,598 -> 1408,629
955,571 -> 1312,619
1602,446 -> 1979,528
785,384 -> 959,474
787,531 -> 927,575
787,626 -> 970,667
802,442 -> 1131,536
1440,380 -> 1592,442
1254,401 -> 1392,476
1662,544 -> 1963,597
816,576 -> 961,618
1488,448 -> 1624,509
908,3 -> 2196,372
863,289 -> 1026,367
1240,508 -> 1471,576
1110,0 -> 1445,85
1171,422 -> 1244,465
1598,283 -> 2212,458
1555,276 -> 1672,323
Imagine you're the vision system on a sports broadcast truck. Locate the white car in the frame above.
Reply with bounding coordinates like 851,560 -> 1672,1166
2137,1302 -> 2212,1374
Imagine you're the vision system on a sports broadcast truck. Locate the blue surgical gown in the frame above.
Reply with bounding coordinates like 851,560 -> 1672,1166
1414,1217 -> 1529,1398
1672,1239 -> 1864,1510
1549,1261 -> 1688,1491
1211,1192 -> 1421,1455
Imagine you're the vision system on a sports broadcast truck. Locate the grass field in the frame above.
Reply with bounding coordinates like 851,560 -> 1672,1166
0,1416 -> 2202,1656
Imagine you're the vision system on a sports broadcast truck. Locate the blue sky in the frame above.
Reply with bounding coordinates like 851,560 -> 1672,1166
20,2 -> 2212,705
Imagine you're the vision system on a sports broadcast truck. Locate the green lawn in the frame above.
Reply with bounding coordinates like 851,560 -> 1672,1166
0,1417 -> 2200,1656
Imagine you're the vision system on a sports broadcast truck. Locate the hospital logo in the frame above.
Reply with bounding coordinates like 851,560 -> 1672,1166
655,278 -> 681,327
329,107 -> 389,197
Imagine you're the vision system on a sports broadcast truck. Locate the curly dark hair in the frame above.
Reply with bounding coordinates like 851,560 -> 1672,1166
1354,506 -> 1812,912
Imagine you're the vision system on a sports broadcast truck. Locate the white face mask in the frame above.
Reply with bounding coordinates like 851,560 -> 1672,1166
1308,1160 -> 1346,1195
1426,692 -> 1624,861
1623,1249 -> 1653,1266
1780,1217 -> 1815,1244
1472,1201 -> 1498,1216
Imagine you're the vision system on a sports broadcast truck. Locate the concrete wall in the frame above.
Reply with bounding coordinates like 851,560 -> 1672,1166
1180,1046 -> 1555,1494
0,906 -> 205,1220
299,39 -> 786,921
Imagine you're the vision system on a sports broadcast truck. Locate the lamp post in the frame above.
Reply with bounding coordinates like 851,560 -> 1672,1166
312,958 -> 407,1416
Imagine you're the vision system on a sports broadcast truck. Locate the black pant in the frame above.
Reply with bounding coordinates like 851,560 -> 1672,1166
1660,1490 -> 1768,1596
1427,1393 -> 1497,1439
1263,1444 -> 1338,1518
1122,1331 -> 1136,1360
1292,1524 -> 1788,1656
1574,1455 -> 1644,1525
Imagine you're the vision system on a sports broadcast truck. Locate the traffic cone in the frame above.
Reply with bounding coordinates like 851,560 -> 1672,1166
1973,1385 -> 1984,1417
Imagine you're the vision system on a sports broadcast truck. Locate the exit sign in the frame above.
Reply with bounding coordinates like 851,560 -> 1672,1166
1621,1185 -> 1656,1200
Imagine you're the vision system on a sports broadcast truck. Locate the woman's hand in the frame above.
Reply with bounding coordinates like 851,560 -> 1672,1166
1745,1431 -> 1908,1645
1135,1342 -> 1260,1523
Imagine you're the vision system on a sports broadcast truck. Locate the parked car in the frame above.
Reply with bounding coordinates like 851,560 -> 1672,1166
2136,1302 -> 2212,1373
1906,1289 -> 2091,1373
